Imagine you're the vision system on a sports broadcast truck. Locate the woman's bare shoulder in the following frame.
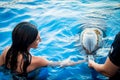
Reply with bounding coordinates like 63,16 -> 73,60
2,46 -> 10,55
26,56 -> 48,72
2,46 -> 10,61
0,46 -> 10,66
31,56 -> 48,67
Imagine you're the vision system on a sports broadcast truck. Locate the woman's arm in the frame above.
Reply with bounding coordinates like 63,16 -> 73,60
31,56 -> 86,69
88,57 -> 119,77
48,59 -> 86,67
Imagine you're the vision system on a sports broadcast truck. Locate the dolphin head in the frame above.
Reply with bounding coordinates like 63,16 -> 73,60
80,28 -> 103,54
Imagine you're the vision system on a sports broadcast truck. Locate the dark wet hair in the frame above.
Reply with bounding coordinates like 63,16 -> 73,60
5,22 -> 38,75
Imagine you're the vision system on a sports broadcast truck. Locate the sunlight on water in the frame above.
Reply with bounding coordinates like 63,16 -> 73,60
0,0 -> 120,80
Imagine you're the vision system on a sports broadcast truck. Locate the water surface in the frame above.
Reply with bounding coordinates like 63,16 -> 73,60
0,0 -> 120,80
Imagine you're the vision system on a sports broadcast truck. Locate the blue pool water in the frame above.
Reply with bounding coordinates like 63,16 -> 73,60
0,0 -> 120,80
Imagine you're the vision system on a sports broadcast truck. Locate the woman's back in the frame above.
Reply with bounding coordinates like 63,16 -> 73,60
1,46 -> 48,73
0,46 -> 48,80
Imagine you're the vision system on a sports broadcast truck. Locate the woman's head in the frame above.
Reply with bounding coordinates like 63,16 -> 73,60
5,22 -> 40,75
12,22 -> 40,51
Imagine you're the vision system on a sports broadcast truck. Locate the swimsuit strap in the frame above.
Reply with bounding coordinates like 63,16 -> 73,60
12,72 -> 28,80
12,54 -> 32,80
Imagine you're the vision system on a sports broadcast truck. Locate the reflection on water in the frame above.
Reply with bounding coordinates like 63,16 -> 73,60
0,0 -> 120,80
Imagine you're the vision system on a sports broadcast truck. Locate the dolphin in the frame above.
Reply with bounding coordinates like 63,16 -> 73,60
80,28 -> 103,55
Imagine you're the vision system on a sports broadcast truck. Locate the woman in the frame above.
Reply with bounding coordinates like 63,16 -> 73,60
88,32 -> 120,80
0,22 -> 84,79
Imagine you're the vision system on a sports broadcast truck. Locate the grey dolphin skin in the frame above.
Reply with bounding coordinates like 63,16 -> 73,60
80,28 -> 104,61
80,28 -> 103,55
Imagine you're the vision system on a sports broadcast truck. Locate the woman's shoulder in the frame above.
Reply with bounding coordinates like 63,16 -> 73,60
2,46 -> 10,55
2,46 -> 10,62
0,46 -> 10,66
31,56 -> 48,67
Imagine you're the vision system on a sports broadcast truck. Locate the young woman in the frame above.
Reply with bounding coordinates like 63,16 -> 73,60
88,32 -> 120,80
0,22 -> 85,79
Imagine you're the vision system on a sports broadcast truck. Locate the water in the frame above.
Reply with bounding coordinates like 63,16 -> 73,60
0,0 -> 120,80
